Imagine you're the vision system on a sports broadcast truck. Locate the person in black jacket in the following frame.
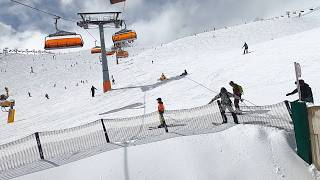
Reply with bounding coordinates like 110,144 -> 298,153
286,79 -> 314,103
91,86 -> 98,97
242,42 -> 249,54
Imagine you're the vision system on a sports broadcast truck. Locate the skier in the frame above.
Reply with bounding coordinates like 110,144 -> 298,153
111,75 -> 115,85
45,93 -> 49,99
209,87 -> 240,124
91,86 -> 97,97
242,42 -> 249,54
180,69 -> 188,76
286,79 -> 314,103
30,67 -> 34,73
157,98 -> 168,128
229,81 -> 243,112
28,92 -> 31,97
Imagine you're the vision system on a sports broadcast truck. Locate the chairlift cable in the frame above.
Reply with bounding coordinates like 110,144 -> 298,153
10,0 -> 76,22
10,0 -> 101,45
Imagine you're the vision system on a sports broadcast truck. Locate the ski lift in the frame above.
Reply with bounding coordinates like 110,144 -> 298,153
106,51 -> 115,56
45,17 -> 84,50
91,47 -> 101,54
91,41 -> 101,54
116,50 -> 129,58
112,29 -> 137,44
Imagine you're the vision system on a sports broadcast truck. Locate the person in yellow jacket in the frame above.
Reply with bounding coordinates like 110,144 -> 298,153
159,73 -> 167,81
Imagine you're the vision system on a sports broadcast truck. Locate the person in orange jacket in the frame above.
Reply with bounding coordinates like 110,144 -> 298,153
157,98 -> 167,128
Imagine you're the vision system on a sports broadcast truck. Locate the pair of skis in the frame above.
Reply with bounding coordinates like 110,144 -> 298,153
148,124 -> 186,132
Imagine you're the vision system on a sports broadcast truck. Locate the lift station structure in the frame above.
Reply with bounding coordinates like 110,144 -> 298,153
77,12 -> 123,92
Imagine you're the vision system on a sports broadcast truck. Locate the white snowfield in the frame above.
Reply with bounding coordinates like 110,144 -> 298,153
0,9 -> 320,180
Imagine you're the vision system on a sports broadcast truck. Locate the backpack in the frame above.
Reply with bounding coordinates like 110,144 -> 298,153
236,84 -> 243,95
239,85 -> 243,94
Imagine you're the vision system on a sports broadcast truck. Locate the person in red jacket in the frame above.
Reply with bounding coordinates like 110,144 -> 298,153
157,98 -> 167,128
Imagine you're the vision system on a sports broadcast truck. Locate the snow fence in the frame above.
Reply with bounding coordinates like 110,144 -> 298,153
0,101 -> 293,180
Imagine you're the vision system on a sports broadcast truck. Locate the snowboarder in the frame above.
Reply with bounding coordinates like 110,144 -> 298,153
45,93 -> 49,99
286,79 -> 314,103
157,98 -> 168,128
209,87 -> 240,124
242,42 -> 249,54
180,69 -> 188,76
229,81 -> 243,112
91,86 -> 97,97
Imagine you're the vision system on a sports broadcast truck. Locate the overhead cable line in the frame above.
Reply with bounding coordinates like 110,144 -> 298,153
10,0 -> 76,22
10,0 -> 99,41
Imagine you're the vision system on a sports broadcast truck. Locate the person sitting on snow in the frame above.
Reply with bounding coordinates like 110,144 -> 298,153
159,73 -> 167,81
180,69 -> 188,76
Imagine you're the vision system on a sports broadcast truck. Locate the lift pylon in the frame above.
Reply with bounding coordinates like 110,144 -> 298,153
77,12 -> 123,92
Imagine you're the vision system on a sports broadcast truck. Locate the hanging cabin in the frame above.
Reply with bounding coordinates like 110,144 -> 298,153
45,18 -> 84,50
112,29 -> 137,44
91,47 -> 102,54
116,50 -> 129,58
106,51 -> 115,56
45,32 -> 84,50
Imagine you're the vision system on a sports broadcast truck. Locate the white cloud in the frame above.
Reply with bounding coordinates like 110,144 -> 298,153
1,0 -> 320,50
0,22 -> 44,50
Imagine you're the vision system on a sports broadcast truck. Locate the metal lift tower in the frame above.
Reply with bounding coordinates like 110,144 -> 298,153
77,12 -> 123,92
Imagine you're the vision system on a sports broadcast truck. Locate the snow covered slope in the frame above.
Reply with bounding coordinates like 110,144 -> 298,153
1,8 -> 320,180
12,125 -> 315,180
1,11 -> 320,145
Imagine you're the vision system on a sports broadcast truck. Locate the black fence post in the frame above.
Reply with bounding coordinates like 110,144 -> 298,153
34,132 -> 44,160
284,100 -> 292,117
101,119 -> 110,143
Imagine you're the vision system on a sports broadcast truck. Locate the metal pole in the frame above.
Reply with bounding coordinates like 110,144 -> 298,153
294,62 -> 302,101
99,23 -> 111,92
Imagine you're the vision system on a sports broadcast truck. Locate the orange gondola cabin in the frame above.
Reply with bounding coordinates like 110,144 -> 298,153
91,47 -> 102,54
106,51 -> 115,56
112,29 -> 137,44
45,17 -> 84,50
45,32 -> 84,50
116,50 -> 129,58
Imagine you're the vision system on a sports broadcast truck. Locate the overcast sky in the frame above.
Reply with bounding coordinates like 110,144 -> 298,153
0,0 -> 319,51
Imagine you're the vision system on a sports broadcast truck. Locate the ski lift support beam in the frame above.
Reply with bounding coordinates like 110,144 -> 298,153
77,12 -> 123,92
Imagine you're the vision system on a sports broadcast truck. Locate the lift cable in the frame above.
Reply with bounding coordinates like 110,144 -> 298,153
10,0 -> 99,42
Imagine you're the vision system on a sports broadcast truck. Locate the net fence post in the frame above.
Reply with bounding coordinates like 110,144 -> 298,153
284,100 -> 292,117
34,132 -> 44,160
101,119 -> 110,143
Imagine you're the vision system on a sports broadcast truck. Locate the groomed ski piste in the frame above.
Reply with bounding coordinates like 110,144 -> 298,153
1,8 -> 320,180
